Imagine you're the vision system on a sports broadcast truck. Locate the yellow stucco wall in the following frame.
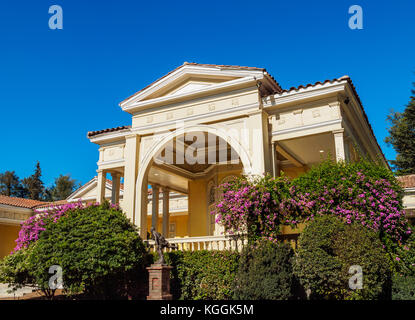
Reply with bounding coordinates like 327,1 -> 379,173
187,169 -> 242,237
281,166 -> 307,180
146,214 -> 188,238
0,224 -> 20,258
188,179 -> 208,237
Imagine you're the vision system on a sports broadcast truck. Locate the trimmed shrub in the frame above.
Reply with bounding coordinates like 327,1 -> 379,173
392,274 -> 415,300
233,241 -> 296,300
0,248 -> 35,296
152,250 -> 239,300
1,202 -> 150,299
293,215 -> 392,300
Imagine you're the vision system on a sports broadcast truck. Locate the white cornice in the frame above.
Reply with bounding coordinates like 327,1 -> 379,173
122,76 -> 259,113
131,101 -> 258,133
272,119 -> 342,137
263,81 -> 347,108
89,129 -> 131,145
97,159 -> 125,167
0,203 -> 34,213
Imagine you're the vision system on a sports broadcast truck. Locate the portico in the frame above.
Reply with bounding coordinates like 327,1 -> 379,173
87,63 -> 387,246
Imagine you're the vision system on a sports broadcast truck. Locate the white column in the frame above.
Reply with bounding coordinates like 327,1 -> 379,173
124,134 -> 140,223
333,129 -> 346,162
162,187 -> 170,237
139,177 -> 148,239
246,110 -> 272,176
110,172 -> 121,205
151,184 -> 159,231
96,169 -> 106,203
271,142 -> 280,177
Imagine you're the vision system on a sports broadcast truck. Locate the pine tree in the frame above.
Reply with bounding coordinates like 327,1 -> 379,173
0,171 -> 21,197
385,81 -> 415,175
22,161 -> 45,200
47,174 -> 79,201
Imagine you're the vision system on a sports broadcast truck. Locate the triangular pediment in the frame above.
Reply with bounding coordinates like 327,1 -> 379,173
66,177 -> 123,202
119,63 -> 276,112
144,76 -> 237,100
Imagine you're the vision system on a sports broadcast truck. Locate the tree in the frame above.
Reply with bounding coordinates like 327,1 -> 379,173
1,202 -> 149,299
46,174 -> 79,201
385,80 -> 415,174
0,171 -> 21,197
22,161 -> 45,200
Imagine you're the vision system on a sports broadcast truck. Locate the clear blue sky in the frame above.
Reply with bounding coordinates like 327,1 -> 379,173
0,0 -> 414,186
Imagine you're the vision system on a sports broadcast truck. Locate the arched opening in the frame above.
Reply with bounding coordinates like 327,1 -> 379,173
135,126 -> 253,240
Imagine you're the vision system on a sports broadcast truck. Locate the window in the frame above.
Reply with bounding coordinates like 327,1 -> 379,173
169,222 -> 176,238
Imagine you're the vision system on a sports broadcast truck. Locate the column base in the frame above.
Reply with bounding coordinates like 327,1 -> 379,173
146,264 -> 173,300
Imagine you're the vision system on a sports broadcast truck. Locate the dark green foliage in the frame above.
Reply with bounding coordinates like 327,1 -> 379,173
293,215 -> 344,299
293,157 -> 402,199
0,248 -> 35,294
151,250 -> 239,300
293,215 -> 392,300
0,170 -> 22,197
22,161 -> 45,200
45,174 -> 79,201
385,80 -> 415,174
233,241 -> 295,300
26,203 -> 149,299
392,274 -> 415,300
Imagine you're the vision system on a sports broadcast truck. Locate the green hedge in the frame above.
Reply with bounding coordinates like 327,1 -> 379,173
150,250 -> 239,300
233,241 -> 297,300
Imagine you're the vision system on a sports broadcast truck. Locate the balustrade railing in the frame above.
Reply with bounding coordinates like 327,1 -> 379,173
145,235 -> 247,252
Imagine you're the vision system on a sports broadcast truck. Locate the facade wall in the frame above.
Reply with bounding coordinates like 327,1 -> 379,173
0,224 -> 20,258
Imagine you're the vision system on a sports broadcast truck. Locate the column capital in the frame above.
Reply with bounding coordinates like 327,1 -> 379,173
332,128 -> 345,135
151,184 -> 160,191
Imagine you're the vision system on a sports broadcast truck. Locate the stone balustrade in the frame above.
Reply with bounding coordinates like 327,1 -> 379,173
146,235 -> 248,252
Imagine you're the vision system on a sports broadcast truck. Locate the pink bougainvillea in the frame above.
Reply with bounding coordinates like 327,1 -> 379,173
215,167 -> 411,244
12,201 -> 97,253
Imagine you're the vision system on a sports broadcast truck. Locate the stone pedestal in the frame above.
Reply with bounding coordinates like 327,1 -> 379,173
146,264 -> 173,300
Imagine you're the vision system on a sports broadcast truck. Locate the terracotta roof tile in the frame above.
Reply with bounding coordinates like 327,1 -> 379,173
87,125 -> 131,138
397,175 -> 415,189
0,195 -> 46,209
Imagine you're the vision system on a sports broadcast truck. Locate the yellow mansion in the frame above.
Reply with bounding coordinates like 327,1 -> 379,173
1,62 -> 401,256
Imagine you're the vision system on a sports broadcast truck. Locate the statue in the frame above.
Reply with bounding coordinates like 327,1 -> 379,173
151,227 -> 177,265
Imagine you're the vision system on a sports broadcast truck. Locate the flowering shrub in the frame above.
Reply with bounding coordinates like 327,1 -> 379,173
293,159 -> 411,242
13,201 -> 93,253
215,175 -> 292,243
215,159 -> 412,250
1,202 -> 148,299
